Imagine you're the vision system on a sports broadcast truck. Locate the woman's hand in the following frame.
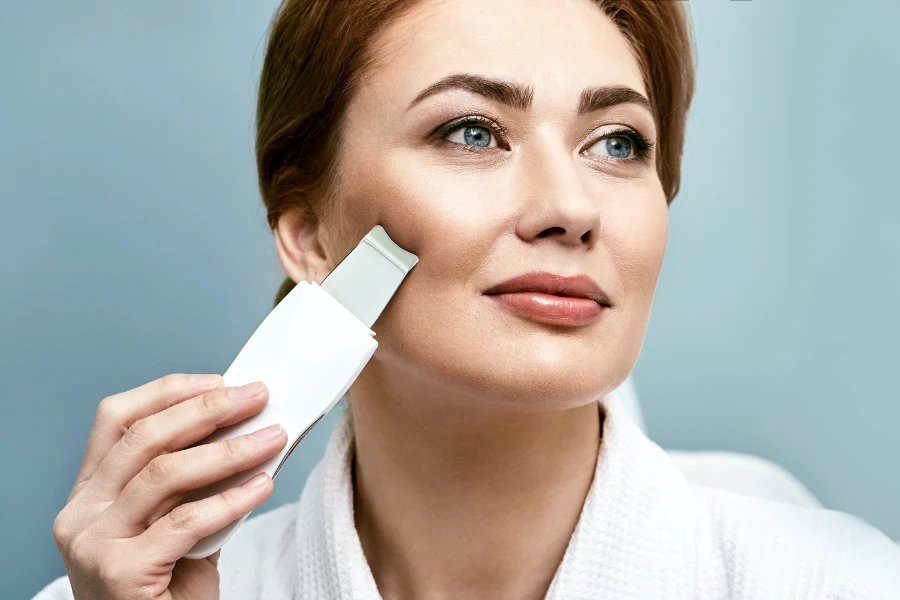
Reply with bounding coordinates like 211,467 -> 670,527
52,374 -> 288,600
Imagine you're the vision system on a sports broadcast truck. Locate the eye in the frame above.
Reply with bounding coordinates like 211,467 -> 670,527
587,135 -> 634,159
436,115 -> 505,149
444,123 -> 498,148
584,128 -> 654,163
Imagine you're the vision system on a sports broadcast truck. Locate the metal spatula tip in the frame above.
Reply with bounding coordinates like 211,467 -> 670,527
320,225 -> 418,328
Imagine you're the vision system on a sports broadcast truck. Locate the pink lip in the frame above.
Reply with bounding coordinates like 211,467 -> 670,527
483,272 -> 611,326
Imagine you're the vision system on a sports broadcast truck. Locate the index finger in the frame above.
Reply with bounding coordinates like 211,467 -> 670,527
71,373 -> 224,500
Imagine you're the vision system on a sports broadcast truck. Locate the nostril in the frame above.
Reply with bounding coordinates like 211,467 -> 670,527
537,226 -> 566,238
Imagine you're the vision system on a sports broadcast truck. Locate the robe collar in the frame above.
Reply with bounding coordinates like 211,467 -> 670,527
291,390 -> 695,599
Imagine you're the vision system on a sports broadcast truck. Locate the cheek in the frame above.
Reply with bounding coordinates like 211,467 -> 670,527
344,148 -> 514,280
607,190 -> 669,315
334,147 -> 499,316
335,149 -> 527,384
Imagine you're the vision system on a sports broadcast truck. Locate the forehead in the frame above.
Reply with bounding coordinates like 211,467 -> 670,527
363,0 -> 648,109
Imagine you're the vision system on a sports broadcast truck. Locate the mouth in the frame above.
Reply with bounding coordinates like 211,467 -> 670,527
483,272 -> 611,326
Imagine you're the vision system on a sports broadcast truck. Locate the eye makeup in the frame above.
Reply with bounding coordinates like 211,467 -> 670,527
582,127 -> 655,164
428,111 -> 655,166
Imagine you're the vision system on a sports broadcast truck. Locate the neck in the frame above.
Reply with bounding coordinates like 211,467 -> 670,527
349,360 -> 604,600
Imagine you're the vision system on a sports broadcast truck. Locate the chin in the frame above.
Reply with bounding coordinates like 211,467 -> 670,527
482,348 -> 628,411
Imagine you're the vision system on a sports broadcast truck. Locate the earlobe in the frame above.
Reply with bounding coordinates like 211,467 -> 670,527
273,207 -> 333,285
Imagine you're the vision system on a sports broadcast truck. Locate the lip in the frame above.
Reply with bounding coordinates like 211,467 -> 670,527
483,272 -> 611,326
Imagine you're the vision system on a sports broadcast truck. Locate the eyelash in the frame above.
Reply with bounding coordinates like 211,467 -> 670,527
434,115 -> 655,163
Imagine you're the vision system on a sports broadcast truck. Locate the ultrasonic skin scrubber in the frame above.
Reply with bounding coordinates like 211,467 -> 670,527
180,224 -> 418,559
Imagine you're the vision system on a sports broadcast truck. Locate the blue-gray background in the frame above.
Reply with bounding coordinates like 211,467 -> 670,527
3,1 -> 897,597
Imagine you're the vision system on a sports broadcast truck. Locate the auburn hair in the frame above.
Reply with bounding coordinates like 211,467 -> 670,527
256,0 -> 697,306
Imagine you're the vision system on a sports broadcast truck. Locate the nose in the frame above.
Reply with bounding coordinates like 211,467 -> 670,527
515,137 -> 601,248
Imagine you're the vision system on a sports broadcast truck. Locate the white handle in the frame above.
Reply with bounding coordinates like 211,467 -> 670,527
180,281 -> 378,559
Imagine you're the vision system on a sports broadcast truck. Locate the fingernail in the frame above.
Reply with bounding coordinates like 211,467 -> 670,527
189,374 -> 221,386
251,424 -> 283,441
228,381 -> 264,400
240,473 -> 268,489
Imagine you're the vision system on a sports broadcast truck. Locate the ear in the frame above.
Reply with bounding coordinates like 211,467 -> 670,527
274,206 -> 333,286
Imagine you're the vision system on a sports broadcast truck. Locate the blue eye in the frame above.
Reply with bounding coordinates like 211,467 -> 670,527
588,135 -> 633,159
584,128 -> 654,163
437,119 -> 653,162
445,124 -> 496,148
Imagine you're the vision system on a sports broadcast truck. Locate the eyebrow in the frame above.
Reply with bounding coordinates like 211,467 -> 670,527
407,73 -> 653,117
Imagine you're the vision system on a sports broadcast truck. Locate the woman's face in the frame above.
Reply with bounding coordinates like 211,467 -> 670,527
297,0 -> 668,411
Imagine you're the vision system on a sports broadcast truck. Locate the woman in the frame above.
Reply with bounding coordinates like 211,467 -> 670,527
35,0 -> 900,598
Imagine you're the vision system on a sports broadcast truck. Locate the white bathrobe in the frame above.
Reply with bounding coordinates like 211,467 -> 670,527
34,393 -> 900,599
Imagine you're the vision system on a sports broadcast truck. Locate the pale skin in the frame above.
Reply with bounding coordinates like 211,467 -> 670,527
53,376 -> 287,599
52,0 -> 668,598
276,0 -> 668,598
